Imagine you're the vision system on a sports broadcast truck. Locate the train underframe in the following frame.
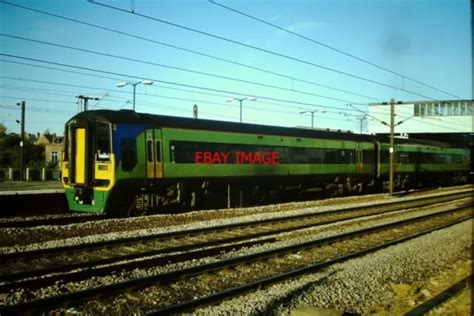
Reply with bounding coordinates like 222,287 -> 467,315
110,174 -> 374,216
104,171 -> 470,216
380,171 -> 469,192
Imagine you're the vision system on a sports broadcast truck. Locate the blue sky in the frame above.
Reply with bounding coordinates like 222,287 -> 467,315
0,0 -> 471,135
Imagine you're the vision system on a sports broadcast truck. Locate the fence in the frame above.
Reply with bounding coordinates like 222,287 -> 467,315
0,168 -> 61,181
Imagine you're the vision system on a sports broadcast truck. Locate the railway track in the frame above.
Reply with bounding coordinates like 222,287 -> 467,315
0,213 -> 103,228
0,188 -> 471,313
0,202 -> 471,314
0,189 -> 470,284
404,275 -> 471,316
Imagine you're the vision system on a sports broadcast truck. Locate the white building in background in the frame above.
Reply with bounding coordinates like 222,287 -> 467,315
368,100 -> 473,135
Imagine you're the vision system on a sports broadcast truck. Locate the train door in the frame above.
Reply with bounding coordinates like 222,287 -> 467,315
67,120 -> 93,188
145,129 -> 163,180
355,142 -> 363,173
74,128 -> 87,184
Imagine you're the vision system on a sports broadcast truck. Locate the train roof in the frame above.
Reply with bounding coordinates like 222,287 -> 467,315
68,110 -> 462,148
69,110 -> 376,142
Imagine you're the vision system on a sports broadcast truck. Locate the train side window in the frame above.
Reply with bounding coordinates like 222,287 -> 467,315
397,153 -> 410,164
146,140 -> 153,162
96,121 -> 111,161
170,145 -> 176,163
276,147 -> 289,164
155,141 -> 162,162
362,150 -> 374,164
308,148 -> 324,163
289,147 -> 308,164
380,150 -> 390,163
121,138 -> 137,171
325,149 -> 353,164
453,154 -> 463,164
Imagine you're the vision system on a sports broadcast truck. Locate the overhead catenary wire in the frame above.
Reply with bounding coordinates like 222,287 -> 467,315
0,72 -> 232,103
1,62 -> 466,132
0,96 -> 239,121
0,84 -> 92,99
88,0 -> 446,101
0,1 -> 381,103
0,82 -> 465,132
0,58 -> 126,83
1,0 -> 468,133
0,104 -> 75,114
367,111 -> 468,133
208,0 -> 462,100
0,33 -> 375,105
0,117 -> 66,125
0,95 -> 73,104
0,99 -> 236,125
0,53 -> 366,114
364,102 -> 469,126
0,80 -> 356,121
0,56 -> 465,131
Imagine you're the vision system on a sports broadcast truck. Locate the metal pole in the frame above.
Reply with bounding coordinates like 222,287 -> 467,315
239,99 -> 243,123
193,104 -> 198,119
311,112 -> 314,129
132,84 -> 136,111
389,98 -> 395,195
19,101 -> 25,181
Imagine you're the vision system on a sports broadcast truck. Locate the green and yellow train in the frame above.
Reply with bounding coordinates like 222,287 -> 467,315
61,110 -> 470,216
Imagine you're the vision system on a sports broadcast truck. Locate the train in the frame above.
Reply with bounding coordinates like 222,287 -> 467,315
61,110 -> 471,216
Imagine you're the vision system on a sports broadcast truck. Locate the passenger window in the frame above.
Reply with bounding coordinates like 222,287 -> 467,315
147,140 -> 153,162
155,141 -> 162,162
363,150 -> 374,164
170,145 -> 176,163
96,121 -> 111,161
397,153 -> 410,164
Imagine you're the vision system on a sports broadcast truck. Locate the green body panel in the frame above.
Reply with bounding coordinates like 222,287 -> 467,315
161,128 -> 373,178
65,188 -> 109,213
165,163 -> 358,178
379,143 -> 470,155
379,163 -> 469,174
378,143 -> 470,175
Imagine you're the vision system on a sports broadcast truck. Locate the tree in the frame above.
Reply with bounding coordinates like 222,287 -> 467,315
0,123 -> 6,137
0,126 -> 44,169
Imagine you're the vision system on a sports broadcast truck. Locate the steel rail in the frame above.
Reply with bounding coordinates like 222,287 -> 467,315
2,196 -> 468,291
0,237 -> 277,292
1,191 -> 470,283
3,198 -> 467,291
0,204 -> 471,315
0,214 -> 103,228
151,216 -> 472,315
1,189 -> 469,263
404,275 -> 471,316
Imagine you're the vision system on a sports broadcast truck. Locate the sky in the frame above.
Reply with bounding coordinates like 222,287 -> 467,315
0,0 -> 472,136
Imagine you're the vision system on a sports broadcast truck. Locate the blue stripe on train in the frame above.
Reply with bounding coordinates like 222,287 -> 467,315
113,124 -> 144,163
